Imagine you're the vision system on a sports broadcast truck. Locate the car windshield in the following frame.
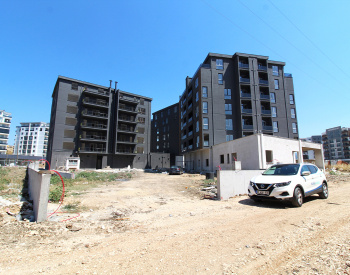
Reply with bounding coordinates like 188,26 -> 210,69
262,164 -> 300,176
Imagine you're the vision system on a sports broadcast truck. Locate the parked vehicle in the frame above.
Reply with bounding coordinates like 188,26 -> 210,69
169,166 -> 183,175
248,163 -> 328,207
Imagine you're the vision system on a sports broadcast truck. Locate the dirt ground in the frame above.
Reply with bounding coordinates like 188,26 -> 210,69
1,170 -> 350,274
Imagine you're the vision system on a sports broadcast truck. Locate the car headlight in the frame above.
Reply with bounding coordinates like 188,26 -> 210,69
274,181 -> 291,187
250,181 -> 255,187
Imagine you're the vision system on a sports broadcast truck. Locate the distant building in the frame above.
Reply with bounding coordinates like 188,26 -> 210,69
13,122 -> 49,157
322,126 -> 350,161
301,135 -> 322,160
0,110 -> 12,154
151,103 -> 180,165
47,76 -> 152,170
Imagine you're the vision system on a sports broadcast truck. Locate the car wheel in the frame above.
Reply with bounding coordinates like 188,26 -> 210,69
319,182 -> 328,199
292,187 -> 303,207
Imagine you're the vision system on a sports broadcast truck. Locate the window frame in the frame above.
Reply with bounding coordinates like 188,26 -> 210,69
202,86 -> 208,98
224,88 -> 231,99
273,121 -> 279,132
203,117 -> 209,130
274,79 -> 279,90
203,102 -> 208,114
225,119 -> 233,130
272,65 -> 279,76
271,106 -> 277,117
216,59 -> 224,70
218,73 -> 223,85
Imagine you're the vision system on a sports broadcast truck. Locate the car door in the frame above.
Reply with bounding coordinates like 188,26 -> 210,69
307,164 -> 323,192
300,165 -> 314,194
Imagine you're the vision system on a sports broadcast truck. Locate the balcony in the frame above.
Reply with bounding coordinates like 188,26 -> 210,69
182,134 -> 187,140
80,135 -> 107,142
261,109 -> 271,115
119,95 -> 139,104
117,138 -> 136,144
188,131 -> 193,137
242,125 -> 253,130
119,104 -> 137,113
81,122 -> 107,130
83,88 -> 110,97
118,125 -> 136,133
263,125 -> 273,131
82,110 -> 108,119
83,98 -> 108,108
188,103 -> 193,110
258,64 -> 267,71
284,73 -> 293,78
80,146 -> 106,153
118,115 -> 136,123
260,94 -> 270,100
239,62 -> 249,69
116,148 -> 137,154
240,77 -> 250,83
259,79 -> 269,85
241,92 -> 251,98
188,117 -> 193,124
188,145 -> 193,150
241,108 -> 253,114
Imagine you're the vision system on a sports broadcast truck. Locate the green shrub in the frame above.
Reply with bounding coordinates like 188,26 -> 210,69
49,186 -> 63,202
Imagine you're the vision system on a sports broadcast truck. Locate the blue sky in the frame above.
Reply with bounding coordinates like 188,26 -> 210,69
1,0 -> 349,145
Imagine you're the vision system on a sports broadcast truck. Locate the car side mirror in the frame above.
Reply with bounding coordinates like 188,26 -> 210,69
301,171 -> 311,176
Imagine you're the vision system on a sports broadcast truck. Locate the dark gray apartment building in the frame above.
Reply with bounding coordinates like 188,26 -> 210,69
151,103 -> 180,165
179,52 -> 298,153
322,126 -> 350,160
47,76 -> 152,169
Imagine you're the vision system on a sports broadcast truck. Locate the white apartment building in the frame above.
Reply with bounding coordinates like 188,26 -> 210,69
14,122 -> 49,157
0,110 -> 12,154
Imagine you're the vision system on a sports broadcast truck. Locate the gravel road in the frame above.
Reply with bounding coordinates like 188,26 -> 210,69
1,171 -> 349,274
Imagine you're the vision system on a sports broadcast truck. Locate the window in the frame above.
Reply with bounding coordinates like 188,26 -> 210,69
289,94 -> 295,104
226,135 -> 233,141
227,154 -> 230,164
195,78 -> 198,88
196,136 -> 199,147
206,159 -> 209,166
272,65 -> 279,76
225,104 -> 232,115
203,118 -> 209,130
196,121 -> 199,132
71,83 -> 78,90
274,79 -> 279,89
224,89 -> 231,99
202,86 -> 208,98
196,92 -> 199,102
216,59 -> 223,70
157,136 -> 159,142
291,108 -> 296,119
203,102 -> 208,114
271,106 -> 277,117
273,121 -> 279,132
203,134 -> 209,147
226,119 -> 233,130
174,106 -> 177,113
292,122 -> 298,133
266,150 -> 273,163
220,154 -> 224,164
218,73 -> 223,85
156,145 -> 159,150
270,92 -> 276,103
161,112 -> 163,118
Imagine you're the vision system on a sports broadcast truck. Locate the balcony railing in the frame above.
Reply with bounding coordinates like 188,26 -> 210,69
182,134 -> 187,140
118,126 -> 135,132
81,135 -> 107,141
261,109 -> 271,115
240,77 -> 250,83
241,108 -> 253,114
82,110 -> 108,118
119,104 -> 137,112
263,125 -> 273,131
116,148 -> 136,154
118,115 -> 136,122
117,138 -> 136,143
242,125 -> 253,130
83,98 -> 108,107
119,95 -> 139,104
284,73 -> 293,78
81,147 -> 106,152
259,79 -> 269,85
258,65 -> 267,71
188,103 -> 193,110
81,122 -> 107,129
241,92 -> 251,98
239,63 -> 249,69
260,94 -> 270,100
83,88 -> 110,97
188,131 -> 193,137
188,117 -> 193,124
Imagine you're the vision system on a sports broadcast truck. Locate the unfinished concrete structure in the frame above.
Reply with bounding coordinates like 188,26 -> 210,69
184,133 -> 324,172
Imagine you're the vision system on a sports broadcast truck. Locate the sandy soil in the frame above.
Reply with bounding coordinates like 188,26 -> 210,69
1,171 -> 350,274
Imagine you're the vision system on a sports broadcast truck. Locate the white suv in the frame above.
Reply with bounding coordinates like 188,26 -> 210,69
248,163 -> 328,207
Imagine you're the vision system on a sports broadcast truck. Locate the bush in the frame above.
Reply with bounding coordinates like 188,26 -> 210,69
49,186 -> 63,202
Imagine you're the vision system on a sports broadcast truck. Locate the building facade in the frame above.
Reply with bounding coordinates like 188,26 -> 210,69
322,126 -> 350,160
0,110 -> 12,154
13,122 -> 49,157
47,76 -> 152,170
151,103 -> 180,165
179,52 -> 298,155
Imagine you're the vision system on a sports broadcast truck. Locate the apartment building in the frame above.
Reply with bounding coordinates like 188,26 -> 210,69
47,76 -> 152,170
301,135 -> 322,160
0,110 -> 12,154
322,126 -> 350,160
13,122 -> 49,157
151,103 -> 180,165
179,52 -> 298,155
